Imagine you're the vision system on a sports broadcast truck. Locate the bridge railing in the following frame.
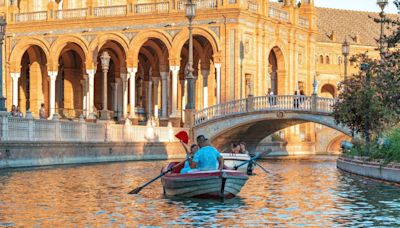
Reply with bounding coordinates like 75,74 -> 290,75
194,95 -> 336,126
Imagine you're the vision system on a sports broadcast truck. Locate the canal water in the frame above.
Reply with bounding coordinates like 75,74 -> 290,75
0,156 -> 399,227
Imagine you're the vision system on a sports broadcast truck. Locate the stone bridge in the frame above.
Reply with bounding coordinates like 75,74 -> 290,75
192,95 -> 351,152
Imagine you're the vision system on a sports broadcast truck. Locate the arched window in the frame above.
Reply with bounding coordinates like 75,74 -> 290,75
319,55 -> 324,64
338,56 -> 342,65
325,55 -> 330,64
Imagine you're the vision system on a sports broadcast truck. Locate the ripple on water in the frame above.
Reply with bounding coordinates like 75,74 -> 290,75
0,157 -> 399,226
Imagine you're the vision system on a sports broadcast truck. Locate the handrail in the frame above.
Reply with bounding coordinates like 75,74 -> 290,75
194,95 -> 336,126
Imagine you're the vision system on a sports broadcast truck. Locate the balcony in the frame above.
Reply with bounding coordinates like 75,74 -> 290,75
9,0 -> 261,24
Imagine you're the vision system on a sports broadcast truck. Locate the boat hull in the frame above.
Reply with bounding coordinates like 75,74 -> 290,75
161,169 -> 248,199
221,153 -> 255,175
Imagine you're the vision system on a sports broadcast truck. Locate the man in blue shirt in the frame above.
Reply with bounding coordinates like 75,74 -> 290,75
189,135 -> 224,171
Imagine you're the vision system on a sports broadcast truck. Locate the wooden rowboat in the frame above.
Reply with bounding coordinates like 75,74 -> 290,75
221,153 -> 255,175
161,162 -> 249,200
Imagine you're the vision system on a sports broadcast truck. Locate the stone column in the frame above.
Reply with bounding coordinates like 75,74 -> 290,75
111,83 -> 117,117
121,73 -> 128,118
127,68 -> 137,118
215,63 -> 221,104
82,74 -> 88,116
11,72 -> 20,107
100,51 -> 111,120
170,66 -> 180,117
152,76 -> 160,117
86,69 -> 95,118
180,79 -> 186,122
115,77 -> 122,120
147,80 -> 153,116
48,71 -> 57,118
160,72 -> 168,119
201,69 -> 210,108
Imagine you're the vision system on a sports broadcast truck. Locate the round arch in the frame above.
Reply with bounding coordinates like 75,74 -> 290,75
50,35 -> 89,71
267,45 -> 287,95
171,27 -> 221,61
128,30 -> 172,67
10,38 -> 50,71
88,33 -> 129,67
321,84 -> 336,98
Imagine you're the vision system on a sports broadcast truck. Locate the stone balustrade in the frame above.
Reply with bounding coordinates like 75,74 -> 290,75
9,0 -> 267,23
268,7 -> 289,22
0,114 -> 186,143
194,95 -> 336,126
55,8 -> 87,20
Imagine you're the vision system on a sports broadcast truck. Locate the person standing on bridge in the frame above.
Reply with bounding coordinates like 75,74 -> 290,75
189,135 -> 224,171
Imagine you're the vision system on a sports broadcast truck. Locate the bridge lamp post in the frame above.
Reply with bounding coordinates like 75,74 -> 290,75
377,0 -> 388,58
0,17 -> 6,112
185,0 -> 196,127
341,37 -> 350,82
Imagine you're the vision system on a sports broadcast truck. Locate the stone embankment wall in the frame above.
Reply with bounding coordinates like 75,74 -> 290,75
337,156 -> 400,184
0,142 -> 186,169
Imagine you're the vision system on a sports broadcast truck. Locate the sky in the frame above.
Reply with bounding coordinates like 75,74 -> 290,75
314,0 -> 399,14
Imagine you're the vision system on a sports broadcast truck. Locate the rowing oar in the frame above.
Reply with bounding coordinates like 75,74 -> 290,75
128,130 -> 190,194
253,161 -> 270,174
233,153 -> 262,170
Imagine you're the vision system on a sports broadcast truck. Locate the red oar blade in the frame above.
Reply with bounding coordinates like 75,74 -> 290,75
175,131 -> 189,144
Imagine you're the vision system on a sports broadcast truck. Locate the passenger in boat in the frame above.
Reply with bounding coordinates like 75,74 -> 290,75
231,143 -> 240,154
239,142 -> 249,155
180,144 -> 199,174
189,135 -> 224,171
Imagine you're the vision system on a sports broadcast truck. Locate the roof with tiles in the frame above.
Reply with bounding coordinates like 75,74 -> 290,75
316,7 -> 399,46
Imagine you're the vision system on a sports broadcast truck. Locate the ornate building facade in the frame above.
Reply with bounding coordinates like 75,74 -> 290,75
0,0 -> 386,153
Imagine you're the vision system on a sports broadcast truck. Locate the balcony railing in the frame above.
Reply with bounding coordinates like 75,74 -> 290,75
247,0 -> 258,12
268,7 -> 289,22
177,0 -> 218,10
134,2 -> 170,14
298,16 -> 309,28
9,2 -> 286,24
55,8 -> 87,20
15,11 -> 47,22
94,5 -> 127,17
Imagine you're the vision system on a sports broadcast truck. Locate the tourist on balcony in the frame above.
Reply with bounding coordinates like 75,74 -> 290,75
267,88 -> 275,106
16,106 -> 23,118
299,90 -> 306,108
39,103 -> 46,119
9,105 -> 17,117
293,91 -> 299,109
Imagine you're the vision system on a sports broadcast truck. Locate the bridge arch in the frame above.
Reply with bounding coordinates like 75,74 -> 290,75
193,95 -> 351,153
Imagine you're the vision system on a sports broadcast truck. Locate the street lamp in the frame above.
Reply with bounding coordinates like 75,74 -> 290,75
342,37 -> 350,81
100,51 -> 111,120
185,0 -> 196,111
377,0 -> 388,58
0,17 -> 6,111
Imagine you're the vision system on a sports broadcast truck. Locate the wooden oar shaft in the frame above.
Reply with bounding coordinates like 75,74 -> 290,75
234,153 -> 262,170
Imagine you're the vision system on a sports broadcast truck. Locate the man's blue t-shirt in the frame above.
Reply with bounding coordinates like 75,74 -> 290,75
192,146 -> 222,171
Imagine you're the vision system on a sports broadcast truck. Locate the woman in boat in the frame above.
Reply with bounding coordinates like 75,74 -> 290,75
180,144 -> 199,174
231,143 -> 241,154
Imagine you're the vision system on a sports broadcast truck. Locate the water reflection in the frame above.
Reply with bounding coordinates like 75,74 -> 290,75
0,157 -> 399,226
